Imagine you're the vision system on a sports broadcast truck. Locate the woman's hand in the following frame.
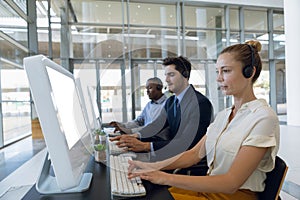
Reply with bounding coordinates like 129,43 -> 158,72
128,160 -> 170,185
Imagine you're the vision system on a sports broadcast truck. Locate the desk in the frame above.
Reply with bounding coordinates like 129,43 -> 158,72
22,156 -> 174,200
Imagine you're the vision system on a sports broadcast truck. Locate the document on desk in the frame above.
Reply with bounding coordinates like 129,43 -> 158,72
0,148 -> 47,200
0,185 -> 33,200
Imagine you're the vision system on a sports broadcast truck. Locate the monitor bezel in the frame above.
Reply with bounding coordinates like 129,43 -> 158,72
24,55 -> 92,193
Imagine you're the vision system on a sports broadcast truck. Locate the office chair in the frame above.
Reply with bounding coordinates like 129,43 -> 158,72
257,156 -> 288,200
173,157 -> 208,176
174,156 -> 288,200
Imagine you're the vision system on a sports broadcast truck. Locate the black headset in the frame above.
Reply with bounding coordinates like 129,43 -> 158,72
243,44 -> 255,79
156,84 -> 163,90
178,57 -> 190,78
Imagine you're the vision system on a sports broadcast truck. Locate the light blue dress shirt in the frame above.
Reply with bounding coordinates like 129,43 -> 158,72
123,94 -> 168,132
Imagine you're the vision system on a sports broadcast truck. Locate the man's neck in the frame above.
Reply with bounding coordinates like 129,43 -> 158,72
152,93 -> 164,101
175,83 -> 189,96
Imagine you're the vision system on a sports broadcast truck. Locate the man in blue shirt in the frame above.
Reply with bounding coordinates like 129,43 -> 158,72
109,77 -> 168,133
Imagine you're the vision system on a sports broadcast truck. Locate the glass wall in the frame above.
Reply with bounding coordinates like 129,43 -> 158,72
0,0 -> 31,147
0,0 -> 285,147
272,11 -> 285,114
1,66 -> 31,144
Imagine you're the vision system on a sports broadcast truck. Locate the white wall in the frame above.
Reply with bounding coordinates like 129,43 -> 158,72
284,0 -> 300,126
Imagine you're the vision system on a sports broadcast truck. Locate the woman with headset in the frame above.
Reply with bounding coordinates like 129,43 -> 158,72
128,40 -> 280,200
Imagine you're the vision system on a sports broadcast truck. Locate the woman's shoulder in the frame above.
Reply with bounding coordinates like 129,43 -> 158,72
253,99 -> 278,118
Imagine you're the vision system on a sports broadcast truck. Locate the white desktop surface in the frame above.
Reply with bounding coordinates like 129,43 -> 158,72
0,148 -> 47,200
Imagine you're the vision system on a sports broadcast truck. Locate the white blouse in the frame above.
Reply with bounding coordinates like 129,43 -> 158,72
204,99 -> 280,192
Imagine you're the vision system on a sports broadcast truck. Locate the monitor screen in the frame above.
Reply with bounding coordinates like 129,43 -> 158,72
74,78 -> 102,132
86,85 -> 102,130
24,55 -> 93,193
47,67 -> 88,149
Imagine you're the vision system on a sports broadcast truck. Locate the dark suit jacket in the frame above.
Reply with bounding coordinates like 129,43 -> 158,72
139,84 -> 213,160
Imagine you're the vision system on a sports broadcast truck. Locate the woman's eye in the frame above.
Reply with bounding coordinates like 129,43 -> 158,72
216,68 -> 230,74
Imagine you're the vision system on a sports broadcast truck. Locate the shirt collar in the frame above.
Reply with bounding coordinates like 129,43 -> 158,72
175,85 -> 190,104
151,94 -> 167,104
229,99 -> 268,113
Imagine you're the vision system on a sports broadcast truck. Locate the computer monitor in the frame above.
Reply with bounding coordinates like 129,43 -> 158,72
75,79 -> 94,132
86,85 -> 102,130
74,78 -> 101,132
24,55 -> 93,194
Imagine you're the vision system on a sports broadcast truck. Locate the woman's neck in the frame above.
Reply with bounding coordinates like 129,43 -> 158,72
233,92 -> 256,111
229,93 -> 256,122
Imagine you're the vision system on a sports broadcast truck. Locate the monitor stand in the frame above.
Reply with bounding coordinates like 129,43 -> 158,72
36,152 -> 93,194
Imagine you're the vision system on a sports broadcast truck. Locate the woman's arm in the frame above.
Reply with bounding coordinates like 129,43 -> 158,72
128,136 -> 206,172
131,145 -> 268,194
160,135 -> 207,170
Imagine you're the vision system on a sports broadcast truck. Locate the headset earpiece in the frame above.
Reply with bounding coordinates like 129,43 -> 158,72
182,70 -> 189,78
156,84 -> 163,90
178,57 -> 190,78
243,65 -> 253,78
243,44 -> 255,78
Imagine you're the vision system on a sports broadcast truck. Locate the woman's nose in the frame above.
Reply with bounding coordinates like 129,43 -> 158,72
216,72 -> 222,82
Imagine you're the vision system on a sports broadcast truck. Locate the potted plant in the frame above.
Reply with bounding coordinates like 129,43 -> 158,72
94,143 -> 106,163
94,129 -> 106,144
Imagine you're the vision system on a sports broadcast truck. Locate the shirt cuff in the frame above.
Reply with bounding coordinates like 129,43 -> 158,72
150,142 -> 155,156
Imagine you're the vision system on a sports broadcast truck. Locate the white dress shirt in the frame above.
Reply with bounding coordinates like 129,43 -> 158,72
204,99 -> 280,192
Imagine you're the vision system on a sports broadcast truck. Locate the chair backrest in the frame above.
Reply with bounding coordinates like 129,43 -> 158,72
258,156 -> 288,200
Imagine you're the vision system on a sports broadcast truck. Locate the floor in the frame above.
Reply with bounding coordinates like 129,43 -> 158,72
0,137 -> 46,181
277,124 -> 300,199
0,116 -> 299,199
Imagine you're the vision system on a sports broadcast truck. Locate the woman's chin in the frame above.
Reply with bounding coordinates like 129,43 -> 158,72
221,90 -> 230,96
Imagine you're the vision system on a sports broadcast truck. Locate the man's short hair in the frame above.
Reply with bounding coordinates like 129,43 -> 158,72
162,56 -> 191,79
146,77 -> 163,90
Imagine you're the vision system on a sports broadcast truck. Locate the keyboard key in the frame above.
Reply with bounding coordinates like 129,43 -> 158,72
108,140 -> 127,155
109,155 -> 146,197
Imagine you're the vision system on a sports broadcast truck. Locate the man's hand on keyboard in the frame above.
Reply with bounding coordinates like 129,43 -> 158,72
118,125 -> 132,134
109,133 -> 136,142
116,135 -> 151,152
109,121 -> 132,134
